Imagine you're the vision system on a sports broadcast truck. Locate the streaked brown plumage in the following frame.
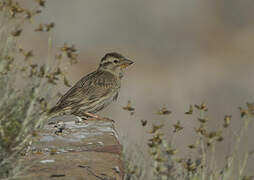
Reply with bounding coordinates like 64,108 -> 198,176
49,52 -> 133,119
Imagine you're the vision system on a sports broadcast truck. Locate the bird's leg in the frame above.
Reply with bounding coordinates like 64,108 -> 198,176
74,111 -> 100,120
74,111 -> 114,122
84,112 -> 101,119
82,112 -> 115,123
75,116 -> 84,124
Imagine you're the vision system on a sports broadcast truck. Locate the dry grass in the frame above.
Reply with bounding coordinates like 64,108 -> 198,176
1,1 -> 253,180
0,0 -> 78,178
123,102 -> 254,180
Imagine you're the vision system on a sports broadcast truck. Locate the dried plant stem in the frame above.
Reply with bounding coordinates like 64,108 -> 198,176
239,152 -> 249,179
237,117 -> 250,179
222,116 -> 250,180
200,137 -> 207,180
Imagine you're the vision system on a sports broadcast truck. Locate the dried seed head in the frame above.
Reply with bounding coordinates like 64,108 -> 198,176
175,158 -> 183,163
216,135 -> 224,142
173,121 -> 183,132
223,115 -> 232,128
239,107 -> 248,118
53,67 -> 62,76
24,10 -> 32,20
166,147 -> 177,155
37,97 -> 48,111
149,124 -> 163,134
147,141 -> 156,148
141,120 -> 147,127
188,144 -> 196,149
157,105 -> 171,115
206,131 -> 218,139
35,0 -> 46,7
11,28 -> 22,36
60,43 -> 77,53
149,148 -> 158,156
195,124 -> 207,136
198,117 -> 208,123
123,100 -> 135,112
247,102 -> 254,115
148,132 -> 163,145
35,23 -> 55,32
45,22 -> 55,32
35,24 -> 44,32
38,65 -> 45,77
183,159 -> 197,172
9,2 -> 24,17
195,102 -> 208,111
19,48 -> 33,60
60,43 -> 79,64
154,154 -> 165,162
207,141 -> 212,147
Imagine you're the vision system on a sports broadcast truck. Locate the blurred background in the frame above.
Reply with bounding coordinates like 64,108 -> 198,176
21,0 -> 254,173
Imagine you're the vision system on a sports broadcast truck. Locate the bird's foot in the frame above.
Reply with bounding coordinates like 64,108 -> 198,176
75,116 -> 86,124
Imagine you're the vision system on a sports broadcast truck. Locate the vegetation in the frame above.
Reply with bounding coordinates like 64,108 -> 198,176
123,102 -> 254,180
0,1 -> 253,180
0,0 -> 78,178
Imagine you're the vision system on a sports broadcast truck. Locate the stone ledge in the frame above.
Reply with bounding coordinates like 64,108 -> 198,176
15,117 -> 124,180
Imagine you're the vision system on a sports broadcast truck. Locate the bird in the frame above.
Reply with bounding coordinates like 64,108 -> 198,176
48,52 -> 133,121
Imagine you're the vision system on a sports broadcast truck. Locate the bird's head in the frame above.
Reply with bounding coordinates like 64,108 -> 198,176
98,52 -> 133,76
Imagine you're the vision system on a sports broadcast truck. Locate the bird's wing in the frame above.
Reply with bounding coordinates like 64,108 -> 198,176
53,70 -> 119,113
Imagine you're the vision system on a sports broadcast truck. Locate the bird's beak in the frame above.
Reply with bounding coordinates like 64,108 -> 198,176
120,58 -> 134,69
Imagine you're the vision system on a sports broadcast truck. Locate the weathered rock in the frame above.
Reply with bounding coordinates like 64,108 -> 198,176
15,116 -> 124,180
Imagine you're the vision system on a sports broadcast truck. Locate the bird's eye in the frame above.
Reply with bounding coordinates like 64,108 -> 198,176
113,60 -> 119,63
